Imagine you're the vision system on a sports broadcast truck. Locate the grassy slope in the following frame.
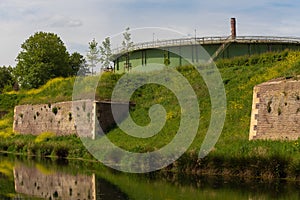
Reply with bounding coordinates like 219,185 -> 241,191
1,50 -> 300,178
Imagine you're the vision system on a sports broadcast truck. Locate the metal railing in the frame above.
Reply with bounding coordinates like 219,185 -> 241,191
112,36 -> 300,55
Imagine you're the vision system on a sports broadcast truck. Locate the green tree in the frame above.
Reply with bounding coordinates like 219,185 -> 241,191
0,66 -> 14,93
69,52 -> 89,76
86,39 -> 100,75
14,32 -> 71,89
122,27 -> 134,51
122,27 -> 134,71
99,37 -> 113,70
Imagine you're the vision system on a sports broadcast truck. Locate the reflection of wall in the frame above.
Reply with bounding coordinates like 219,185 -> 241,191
250,78 -> 300,140
13,100 -> 132,138
13,165 -> 96,200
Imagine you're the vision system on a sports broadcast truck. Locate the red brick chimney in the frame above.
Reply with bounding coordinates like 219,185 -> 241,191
231,18 -> 237,39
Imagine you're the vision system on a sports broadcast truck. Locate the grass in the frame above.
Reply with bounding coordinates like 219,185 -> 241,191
18,77 -> 74,105
0,134 -> 92,160
1,50 -> 300,178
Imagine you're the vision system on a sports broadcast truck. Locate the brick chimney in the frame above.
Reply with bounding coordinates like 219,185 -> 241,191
231,18 -> 237,39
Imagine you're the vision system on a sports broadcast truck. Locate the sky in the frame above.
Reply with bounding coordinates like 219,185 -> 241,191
1,0 -> 300,66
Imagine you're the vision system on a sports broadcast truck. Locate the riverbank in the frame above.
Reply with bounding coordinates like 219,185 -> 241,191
0,134 -> 299,181
1,51 -> 300,180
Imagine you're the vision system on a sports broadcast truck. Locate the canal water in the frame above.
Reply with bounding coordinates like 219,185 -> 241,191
0,153 -> 299,200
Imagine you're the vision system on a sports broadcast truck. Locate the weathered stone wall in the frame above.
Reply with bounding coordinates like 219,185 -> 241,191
13,100 -> 93,137
13,100 -> 132,138
13,164 -> 96,200
249,78 -> 300,140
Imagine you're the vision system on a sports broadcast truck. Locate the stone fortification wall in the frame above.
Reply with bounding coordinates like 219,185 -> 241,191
250,78 -> 300,140
13,100 -> 132,138
13,100 -> 93,137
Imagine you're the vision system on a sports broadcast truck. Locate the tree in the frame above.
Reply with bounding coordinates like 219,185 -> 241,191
0,66 -> 14,93
69,52 -> 89,76
86,39 -> 100,75
122,27 -> 134,71
122,27 -> 134,51
99,37 -> 113,70
14,32 -> 71,89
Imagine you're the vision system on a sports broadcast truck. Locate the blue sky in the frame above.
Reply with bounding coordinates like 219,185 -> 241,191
1,0 -> 300,66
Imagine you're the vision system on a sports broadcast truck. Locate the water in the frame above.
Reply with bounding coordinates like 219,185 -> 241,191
0,154 -> 299,200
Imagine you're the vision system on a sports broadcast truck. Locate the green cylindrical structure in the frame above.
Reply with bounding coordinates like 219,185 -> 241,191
113,36 -> 300,73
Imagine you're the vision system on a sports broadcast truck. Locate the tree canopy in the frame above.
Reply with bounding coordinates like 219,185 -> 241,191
122,27 -> 133,52
122,27 -> 134,71
69,52 -> 90,76
86,38 -> 100,75
14,32 -> 78,89
99,37 -> 113,70
0,66 -> 14,93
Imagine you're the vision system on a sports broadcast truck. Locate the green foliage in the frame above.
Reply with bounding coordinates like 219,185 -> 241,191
0,134 -> 88,158
69,52 -> 89,76
19,77 -> 74,105
122,27 -> 133,52
86,38 -> 100,75
0,94 -> 24,113
122,27 -> 134,70
96,72 -> 123,100
35,132 -> 55,143
14,32 -> 73,89
216,50 -> 289,68
99,37 -> 113,70
0,66 -> 15,93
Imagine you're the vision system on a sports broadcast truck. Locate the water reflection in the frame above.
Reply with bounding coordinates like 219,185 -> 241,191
10,158 -> 128,200
0,154 -> 300,200
14,164 -> 96,200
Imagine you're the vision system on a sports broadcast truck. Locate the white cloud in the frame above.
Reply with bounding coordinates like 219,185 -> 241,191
47,15 -> 83,28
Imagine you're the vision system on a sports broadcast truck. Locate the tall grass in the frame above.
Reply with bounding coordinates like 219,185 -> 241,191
19,77 -> 75,104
